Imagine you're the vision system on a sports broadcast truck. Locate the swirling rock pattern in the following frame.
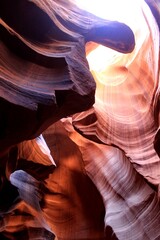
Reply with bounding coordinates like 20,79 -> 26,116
0,0 -> 160,239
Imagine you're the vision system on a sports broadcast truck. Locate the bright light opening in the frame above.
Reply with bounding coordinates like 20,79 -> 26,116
75,0 -> 138,23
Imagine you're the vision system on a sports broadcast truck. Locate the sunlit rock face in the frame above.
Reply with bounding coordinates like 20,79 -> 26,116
0,0 -> 135,154
74,0 -> 160,184
0,0 -> 160,239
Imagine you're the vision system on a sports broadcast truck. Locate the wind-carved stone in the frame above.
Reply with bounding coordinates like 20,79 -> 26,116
0,0 -> 159,239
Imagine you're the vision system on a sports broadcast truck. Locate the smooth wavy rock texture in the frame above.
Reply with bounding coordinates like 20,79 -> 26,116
0,0 -> 160,240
